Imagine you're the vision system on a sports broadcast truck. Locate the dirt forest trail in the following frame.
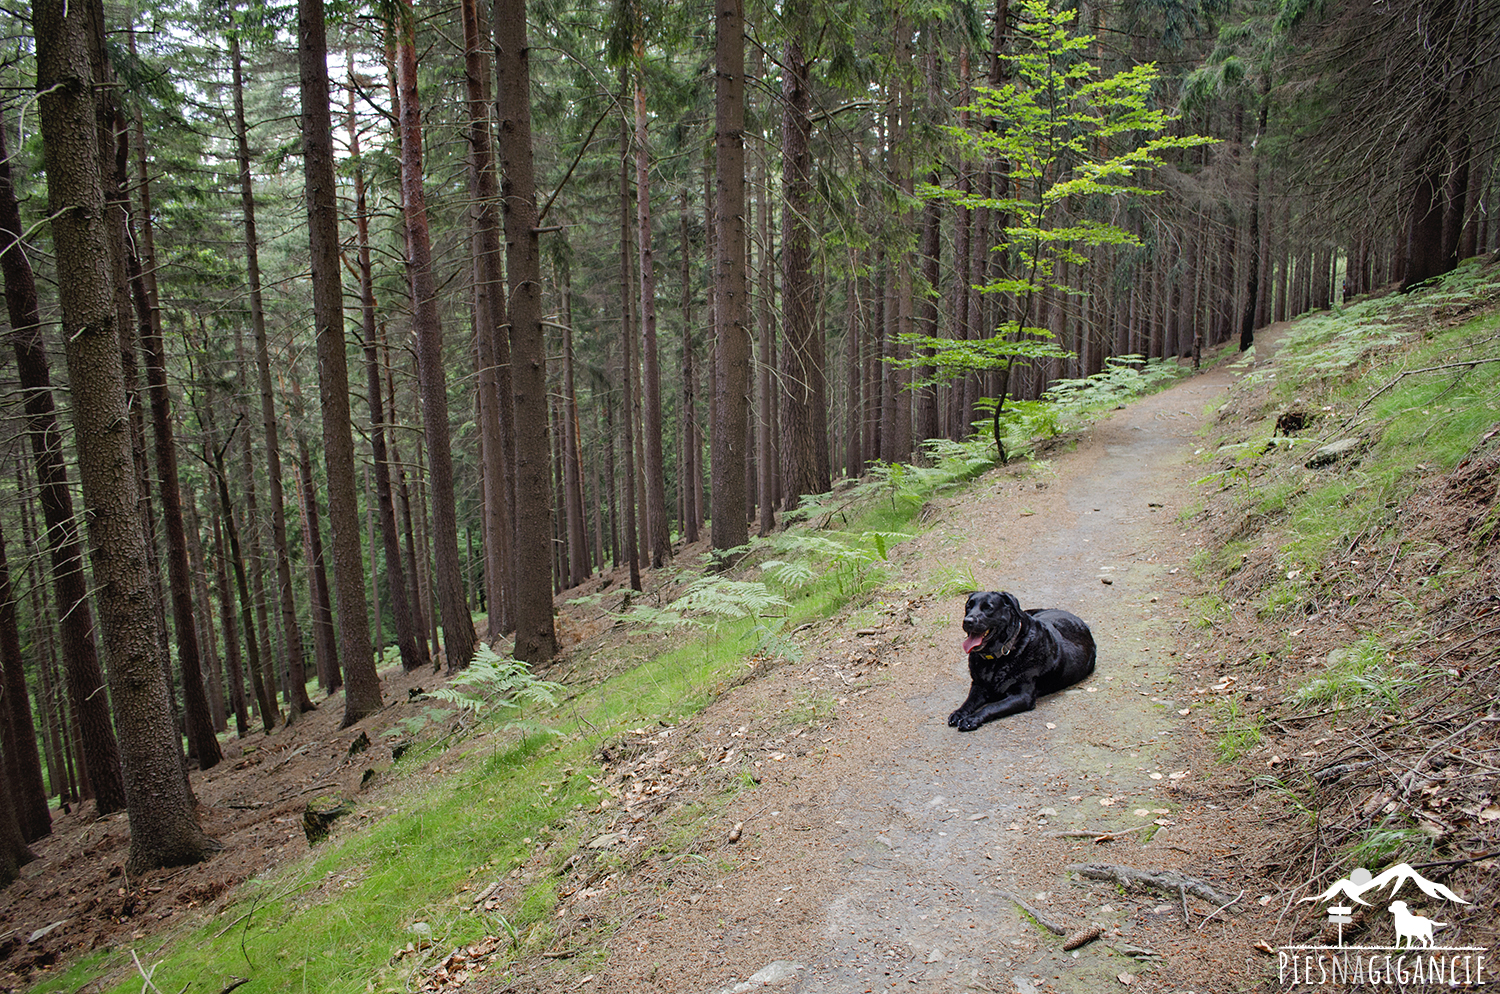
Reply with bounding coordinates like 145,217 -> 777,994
564,345 -> 1291,994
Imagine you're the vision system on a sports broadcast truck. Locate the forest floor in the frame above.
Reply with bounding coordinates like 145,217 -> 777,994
469,346 -> 1292,994
4,280 -> 1499,994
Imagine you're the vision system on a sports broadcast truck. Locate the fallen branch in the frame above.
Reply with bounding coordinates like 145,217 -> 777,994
1046,824 -> 1156,841
1412,850 -> 1500,874
1343,356 -> 1500,429
1069,863 -> 1239,909
995,889 -> 1067,936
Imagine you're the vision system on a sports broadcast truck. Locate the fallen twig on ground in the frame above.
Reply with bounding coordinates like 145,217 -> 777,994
995,889 -> 1067,936
1197,889 -> 1245,930
1046,824 -> 1156,841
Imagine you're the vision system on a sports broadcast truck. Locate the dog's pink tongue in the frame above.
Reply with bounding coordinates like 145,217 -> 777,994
963,632 -> 986,653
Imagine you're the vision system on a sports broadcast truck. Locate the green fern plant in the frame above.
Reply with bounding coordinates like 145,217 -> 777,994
761,530 -> 907,597
422,644 -> 565,736
669,576 -> 791,621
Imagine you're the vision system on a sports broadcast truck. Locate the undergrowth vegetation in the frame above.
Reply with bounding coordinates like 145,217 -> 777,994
1184,259 -> 1500,949
30,334 -> 1259,993
45,356 -> 1191,994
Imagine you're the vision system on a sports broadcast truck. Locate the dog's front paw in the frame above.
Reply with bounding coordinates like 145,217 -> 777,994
949,709 -> 981,731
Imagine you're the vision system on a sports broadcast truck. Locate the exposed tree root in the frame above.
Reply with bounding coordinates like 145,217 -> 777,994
1069,863 -> 1239,909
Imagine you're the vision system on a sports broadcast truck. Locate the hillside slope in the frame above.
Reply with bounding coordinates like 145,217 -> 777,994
10,262 -> 1498,994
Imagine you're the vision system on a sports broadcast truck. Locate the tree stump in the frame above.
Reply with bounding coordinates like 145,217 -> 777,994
303,796 -> 350,845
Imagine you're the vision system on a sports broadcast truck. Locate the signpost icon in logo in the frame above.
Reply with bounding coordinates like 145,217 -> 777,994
1326,867 -> 1368,947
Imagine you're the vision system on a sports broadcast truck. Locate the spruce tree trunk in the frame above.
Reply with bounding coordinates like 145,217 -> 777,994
560,268 -> 590,586
128,235 -> 221,768
207,462 -> 250,737
0,521 -> 50,840
619,122 -> 642,592
603,357 -> 620,567
679,210 -> 701,544
0,760 -> 36,885
233,380 -> 282,712
298,0 -> 381,723
182,497 -> 227,729
389,435 -> 431,660
459,0 -> 513,641
845,273 -> 862,475
350,89 -> 425,672
868,256 -> 885,463
634,62 -> 672,568
394,1 -> 478,672
0,103 -> 126,817
36,0 -> 218,870
914,36 -> 942,443
495,0 -> 559,661
230,33 -> 314,714
779,25 -> 827,509
296,436 -> 340,692
209,438 -> 275,733
19,488 -> 77,800
711,0 -> 750,555
756,140 -> 776,533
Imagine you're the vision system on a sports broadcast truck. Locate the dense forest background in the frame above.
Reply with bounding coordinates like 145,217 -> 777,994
1,0 -> 1497,878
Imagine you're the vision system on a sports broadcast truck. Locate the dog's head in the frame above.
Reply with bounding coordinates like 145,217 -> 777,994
962,591 -> 1024,656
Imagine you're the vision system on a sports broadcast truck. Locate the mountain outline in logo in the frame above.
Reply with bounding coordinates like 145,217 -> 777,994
1299,863 -> 1470,908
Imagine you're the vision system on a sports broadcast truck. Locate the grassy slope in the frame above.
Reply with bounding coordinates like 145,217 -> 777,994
36,262 -> 1500,991
33,437 -> 1019,994
1183,259 -> 1500,947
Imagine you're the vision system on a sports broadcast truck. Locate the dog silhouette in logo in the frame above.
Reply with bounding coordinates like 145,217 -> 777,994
1389,900 -> 1446,948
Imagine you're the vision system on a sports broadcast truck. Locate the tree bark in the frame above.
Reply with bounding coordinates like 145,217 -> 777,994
0,755 -> 36,885
756,137 -> 776,533
206,457 -> 250,737
0,102 -> 125,816
182,496 -> 227,730
231,31 -> 315,714
915,33 -> 942,442
711,0 -> 750,555
560,263 -> 589,587
127,219 -> 222,768
394,0 -> 479,671
299,0 -> 381,723
634,61 -> 672,568
0,520 -> 50,840
779,24 -> 827,510
680,209 -> 701,543
350,92 -> 425,673
496,0 -> 559,661
619,119 -> 642,592
122,82 -> 222,760
459,0 -> 513,642
296,434 -> 340,693
36,0 -> 218,871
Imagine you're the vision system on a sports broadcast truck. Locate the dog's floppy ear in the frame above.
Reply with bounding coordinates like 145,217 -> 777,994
1001,591 -> 1021,615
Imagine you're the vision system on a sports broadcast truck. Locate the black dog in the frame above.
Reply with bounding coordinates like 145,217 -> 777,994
948,591 -> 1097,731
